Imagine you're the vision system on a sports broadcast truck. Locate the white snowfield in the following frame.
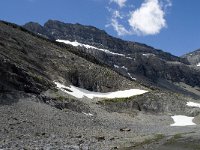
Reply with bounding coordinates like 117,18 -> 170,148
170,115 -> 196,126
197,63 -> 200,67
187,101 -> 200,108
56,39 -> 125,57
54,82 -> 148,99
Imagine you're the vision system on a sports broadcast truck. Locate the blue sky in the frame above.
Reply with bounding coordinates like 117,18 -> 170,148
0,0 -> 200,56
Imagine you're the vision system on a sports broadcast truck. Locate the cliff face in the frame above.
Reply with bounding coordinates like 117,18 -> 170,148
0,21 -> 143,95
23,20 -> 200,94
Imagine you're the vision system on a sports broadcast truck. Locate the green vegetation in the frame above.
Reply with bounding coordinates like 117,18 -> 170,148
57,96 -> 66,101
97,95 -> 142,105
166,133 -> 182,144
123,134 -> 165,150
97,97 -> 134,105
139,134 -> 165,145
164,133 -> 200,150
154,134 -> 165,140
30,72 -> 49,86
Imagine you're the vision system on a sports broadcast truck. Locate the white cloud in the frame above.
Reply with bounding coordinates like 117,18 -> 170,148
128,0 -> 166,35
107,0 -> 172,36
113,10 -> 123,19
110,0 -> 127,8
106,9 -> 130,36
110,18 -> 130,36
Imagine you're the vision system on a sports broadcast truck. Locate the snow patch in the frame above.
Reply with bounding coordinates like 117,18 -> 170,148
83,112 -> 93,116
187,101 -> 200,108
114,64 -> 119,68
37,33 -> 43,36
127,73 -> 136,80
197,63 -> 200,67
121,66 -> 128,71
54,82 -> 148,99
56,39 -> 125,57
142,53 -> 155,57
170,115 -> 196,126
126,57 -> 133,60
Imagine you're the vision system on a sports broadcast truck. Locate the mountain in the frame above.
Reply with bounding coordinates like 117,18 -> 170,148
1,21 -> 144,95
182,48 -> 200,66
24,20 -> 200,97
1,20 -> 200,149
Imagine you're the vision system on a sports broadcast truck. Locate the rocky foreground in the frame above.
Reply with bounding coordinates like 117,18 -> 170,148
1,92 -> 200,150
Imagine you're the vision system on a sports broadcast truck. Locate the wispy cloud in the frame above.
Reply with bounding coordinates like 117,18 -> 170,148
110,18 -> 130,36
110,0 -> 127,8
107,0 -> 172,36
106,9 -> 130,36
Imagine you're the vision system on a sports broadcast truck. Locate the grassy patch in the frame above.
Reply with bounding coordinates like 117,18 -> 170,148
97,96 -> 138,105
166,133 -> 182,144
57,96 -> 67,101
132,134 -> 165,148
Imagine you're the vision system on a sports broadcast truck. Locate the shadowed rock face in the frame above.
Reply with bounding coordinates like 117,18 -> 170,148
0,21 -> 143,95
23,20 -> 200,91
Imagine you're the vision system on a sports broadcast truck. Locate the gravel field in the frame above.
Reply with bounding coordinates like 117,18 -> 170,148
0,95 -> 200,150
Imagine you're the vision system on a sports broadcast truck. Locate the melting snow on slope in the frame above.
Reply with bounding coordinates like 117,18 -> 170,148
121,66 -> 128,71
114,64 -> 119,68
170,115 -> 196,126
187,102 -> 200,108
54,82 -> 147,99
56,39 -> 125,57
128,73 -> 136,80
83,112 -> 93,116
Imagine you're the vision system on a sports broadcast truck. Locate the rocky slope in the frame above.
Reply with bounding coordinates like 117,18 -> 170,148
1,21 -> 145,94
1,20 -> 200,149
24,20 -> 200,97
182,48 -> 200,66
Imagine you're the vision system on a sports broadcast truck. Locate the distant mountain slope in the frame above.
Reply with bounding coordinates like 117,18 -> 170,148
0,21 -> 145,95
182,48 -> 200,66
23,20 -> 200,97
24,20 -> 186,63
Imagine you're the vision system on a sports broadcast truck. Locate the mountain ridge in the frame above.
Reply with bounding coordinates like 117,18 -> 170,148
23,20 -> 200,98
24,20 -> 188,63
